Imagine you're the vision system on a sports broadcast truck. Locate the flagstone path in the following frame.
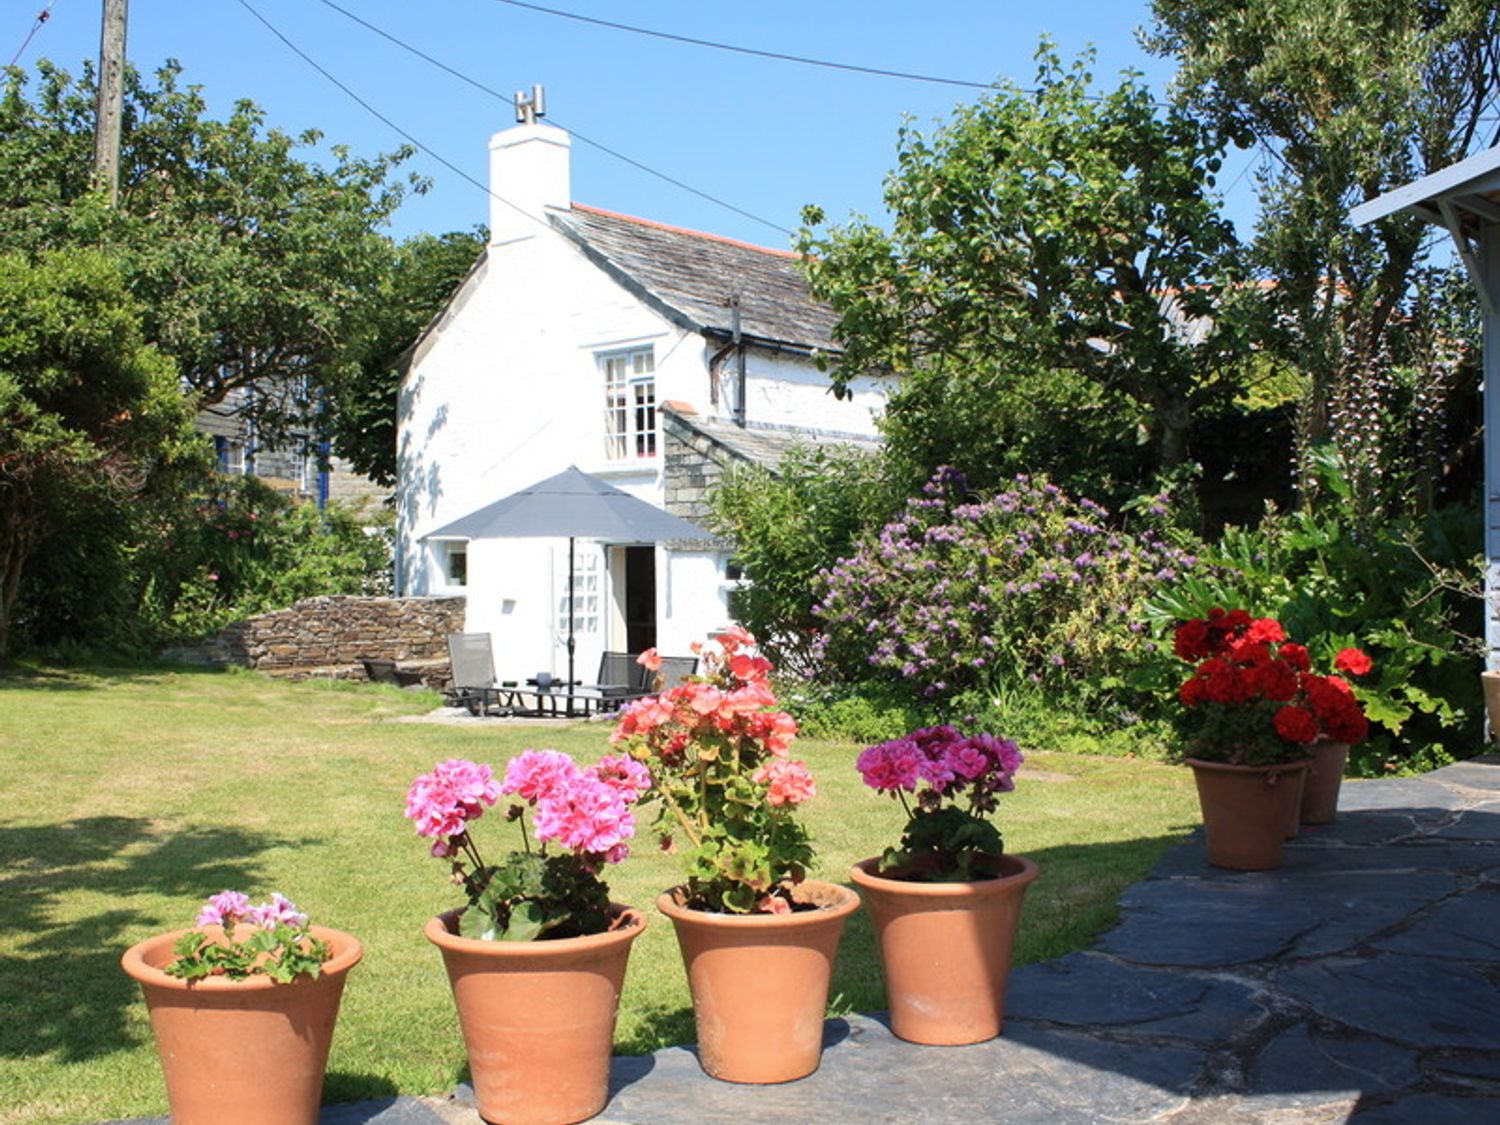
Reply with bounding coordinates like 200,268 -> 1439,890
106,755 -> 1500,1124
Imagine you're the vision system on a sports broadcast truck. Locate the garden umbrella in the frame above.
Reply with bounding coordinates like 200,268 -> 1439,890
423,465 -> 708,704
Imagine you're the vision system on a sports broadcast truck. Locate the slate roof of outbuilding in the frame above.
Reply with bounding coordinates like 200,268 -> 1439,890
551,204 -> 842,354
665,407 -> 881,471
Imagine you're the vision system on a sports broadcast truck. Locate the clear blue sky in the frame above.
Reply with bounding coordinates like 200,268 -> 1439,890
11,0 -> 1260,248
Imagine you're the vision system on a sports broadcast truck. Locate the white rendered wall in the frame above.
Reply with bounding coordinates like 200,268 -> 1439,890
727,349 -> 885,437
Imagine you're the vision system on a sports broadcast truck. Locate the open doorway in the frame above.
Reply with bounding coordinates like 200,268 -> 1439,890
623,545 -> 656,654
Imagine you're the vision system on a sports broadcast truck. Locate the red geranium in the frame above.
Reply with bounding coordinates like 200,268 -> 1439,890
1171,611 -> 1373,766
1273,705 -> 1320,744
1334,647 -> 1373,677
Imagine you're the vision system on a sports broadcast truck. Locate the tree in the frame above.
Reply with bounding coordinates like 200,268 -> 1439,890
0,247 -> 199,660
798,47 -> 1262,483
1146,0 -> 1499,514
0,59 -> 415,441
332,229 -> 485,485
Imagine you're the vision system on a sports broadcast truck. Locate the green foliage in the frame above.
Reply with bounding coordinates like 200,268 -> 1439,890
799,43 -> 1261,480
334,229 -> 485,485
0,60 -> 415,443
165,924 -> 331,985
777,678 -> 927,744
141,476 -> 392,641
885,805 -> 1004,883
459,851 -> 611,942
0,246 -> 200,660
1141,454 -> 1482,774
709,445 -> 895,674
1147,0 -> 1496,512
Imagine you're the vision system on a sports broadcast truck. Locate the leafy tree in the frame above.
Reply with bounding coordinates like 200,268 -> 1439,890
798,46 -> 1263,483
1146,0 -> 1498,514
333,229 -> 485,485
0,247 -> 199,660
0,59 -> 415,442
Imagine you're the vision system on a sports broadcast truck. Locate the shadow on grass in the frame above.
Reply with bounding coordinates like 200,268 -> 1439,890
0,661 -> 231,693
0,815 -> 297,1063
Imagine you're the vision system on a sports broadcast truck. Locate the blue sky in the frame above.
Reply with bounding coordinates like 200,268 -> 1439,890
11,1 -> 1262,247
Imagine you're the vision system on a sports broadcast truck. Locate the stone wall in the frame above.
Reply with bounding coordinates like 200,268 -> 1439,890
162,595 -> 466,683
663,410 -> 735,522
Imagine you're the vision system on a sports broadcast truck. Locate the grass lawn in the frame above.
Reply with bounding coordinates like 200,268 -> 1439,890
0,666 -> 1199,1125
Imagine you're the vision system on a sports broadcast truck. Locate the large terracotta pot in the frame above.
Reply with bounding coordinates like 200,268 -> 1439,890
121,925 -> 362,1125
657,879 -> 859,1084
426,905 -> 645,1125
1281,767 -> 1308,839
1187,758 -> 1310,870
849,854 -> 1039,1046
1299,740 -> 1351,826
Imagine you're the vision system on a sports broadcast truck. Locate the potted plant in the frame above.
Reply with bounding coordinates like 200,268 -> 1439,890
121,891 -> 362,1125
846,725 -> 1037,1046
611,629 -> 858,1084
408,753 -> 649,1125
1174,609 -> 1371,867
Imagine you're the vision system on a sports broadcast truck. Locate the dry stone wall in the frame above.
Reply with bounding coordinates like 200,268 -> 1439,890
162,595 -> 465,683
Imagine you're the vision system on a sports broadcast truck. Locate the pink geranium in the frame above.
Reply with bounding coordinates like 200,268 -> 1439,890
406,749 -> 646,941
196,890 -> 252,927
859,725 -> 1025,881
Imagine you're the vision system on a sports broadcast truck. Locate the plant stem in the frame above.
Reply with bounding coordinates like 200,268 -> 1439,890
657,788 -> 703,848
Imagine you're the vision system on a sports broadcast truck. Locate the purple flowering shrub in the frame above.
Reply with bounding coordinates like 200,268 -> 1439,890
813,468 -> 1197,701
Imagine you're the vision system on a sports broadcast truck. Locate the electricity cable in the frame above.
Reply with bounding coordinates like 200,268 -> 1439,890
9,1 -> 59,68
309,0 -> 791,235
486,0 -> 995,91
233,0 -> 555,239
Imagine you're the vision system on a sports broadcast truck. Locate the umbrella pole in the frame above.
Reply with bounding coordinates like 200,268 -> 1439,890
567,536 -> 576,716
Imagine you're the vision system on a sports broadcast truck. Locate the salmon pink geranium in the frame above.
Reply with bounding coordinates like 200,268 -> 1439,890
404,752 -> 646,941
611,628 -> 816,914
1173,610 -> 1372,765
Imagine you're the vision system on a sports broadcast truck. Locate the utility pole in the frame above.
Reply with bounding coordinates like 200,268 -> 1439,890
94,0 -> 127,205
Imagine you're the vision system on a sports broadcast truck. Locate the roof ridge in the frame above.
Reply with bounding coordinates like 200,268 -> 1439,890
570,202 -> 801,260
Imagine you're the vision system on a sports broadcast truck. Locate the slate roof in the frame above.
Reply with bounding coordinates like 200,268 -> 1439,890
667,408 -> 881,472
551,205 -> 842,354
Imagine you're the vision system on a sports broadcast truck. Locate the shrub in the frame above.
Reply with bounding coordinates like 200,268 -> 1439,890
813,467 -> 1198,705
142,476 -> 392,641
709,446 -> 896,676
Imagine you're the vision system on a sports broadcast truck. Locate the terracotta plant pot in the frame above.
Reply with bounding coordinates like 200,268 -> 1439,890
849,854 -> 1039,1046
657,879 -> 859,1084
426,905 -> 645,1125
1187,758 -> 1310,871
1299,740 -> 1351,825
1483,670 -> 1500,742
121,925 -> 362,1125
1281,767 -> 1308,839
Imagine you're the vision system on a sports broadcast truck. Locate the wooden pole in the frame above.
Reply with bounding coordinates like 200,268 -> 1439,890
94,0 -> 127,204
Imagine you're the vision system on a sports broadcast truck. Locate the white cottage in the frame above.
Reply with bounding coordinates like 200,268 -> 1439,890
395,113 -> 884,684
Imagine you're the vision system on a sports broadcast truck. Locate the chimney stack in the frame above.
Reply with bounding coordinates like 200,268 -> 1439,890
488,86 -> 570,246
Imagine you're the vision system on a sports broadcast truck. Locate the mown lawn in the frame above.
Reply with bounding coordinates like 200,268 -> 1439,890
0,666 -> 1199,1125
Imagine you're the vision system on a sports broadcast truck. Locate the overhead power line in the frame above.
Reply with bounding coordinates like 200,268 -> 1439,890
233,0 -> 555,238
486,0 -> 996,91
9,1 -> 59,68
310,0 -> 791,235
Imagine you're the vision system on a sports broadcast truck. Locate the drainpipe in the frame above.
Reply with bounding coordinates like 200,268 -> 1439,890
731,294 -> 746,428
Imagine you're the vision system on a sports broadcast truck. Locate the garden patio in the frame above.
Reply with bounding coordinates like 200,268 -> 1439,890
6,669 -> 1498,1124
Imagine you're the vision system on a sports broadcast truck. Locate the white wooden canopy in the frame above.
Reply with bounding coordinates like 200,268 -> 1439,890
1351,146 -> 1500,666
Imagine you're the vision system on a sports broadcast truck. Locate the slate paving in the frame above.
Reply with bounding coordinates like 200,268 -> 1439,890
103,755 -> 1500,1124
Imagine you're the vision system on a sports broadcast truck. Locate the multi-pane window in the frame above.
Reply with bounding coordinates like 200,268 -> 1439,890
602,348 -> 656,460
557,551 -> 600,634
